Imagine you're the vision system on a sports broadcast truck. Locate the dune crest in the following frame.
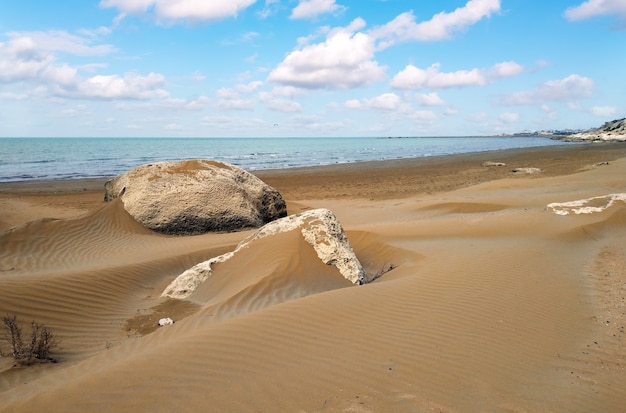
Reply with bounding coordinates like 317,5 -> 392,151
162,208 -> 365,300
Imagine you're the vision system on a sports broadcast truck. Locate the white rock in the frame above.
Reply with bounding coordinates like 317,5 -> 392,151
546,193 -> 626,215
162,208 -> 366,299
158,318 -> 174,326
104,160 -> 286,235
512,167 -> 543,174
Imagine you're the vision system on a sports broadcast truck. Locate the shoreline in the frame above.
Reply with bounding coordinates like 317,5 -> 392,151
1,142 -> 625,196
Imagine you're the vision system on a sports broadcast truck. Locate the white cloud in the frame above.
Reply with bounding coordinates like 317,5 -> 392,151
259,92 -> 303,112
191,71 -> 206,81
267,18 -> 386,89
414,92 -> 446,106
444,107 -> 458,116
100,0 -> 256,23
6,30 -> 116,56
215,82 -> 263,110
500,74 -> 594,105
488,61 -> 524,79
269,2 -> 502,90
76,72 -> 168,99
201,115 -> 269,130
185,96 -> 210,110
591,105 -> 617,117
291,0 -> 346,20
363,93 -> 402,111
409,110 -> 438,122
344,99 -> 361,109
0,33 -> 168,100
236,81 -> 264,93
498,112 -> 520,123
390,61 -> 521,90
258,0 -> 280,19
372,0 -> 501,48
565,0 -> 626,22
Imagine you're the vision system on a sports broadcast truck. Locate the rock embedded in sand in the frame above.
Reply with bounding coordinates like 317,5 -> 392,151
482,161 -> 506,167
512,167 -> 543,174
104,160 -> 287,235
162,208 -> 367,299
546,193 -> 626,215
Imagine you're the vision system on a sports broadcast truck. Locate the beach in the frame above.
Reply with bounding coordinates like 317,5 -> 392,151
1,142 -> 626,412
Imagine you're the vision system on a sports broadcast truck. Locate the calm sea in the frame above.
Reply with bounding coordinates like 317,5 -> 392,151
0,136 -> 572,182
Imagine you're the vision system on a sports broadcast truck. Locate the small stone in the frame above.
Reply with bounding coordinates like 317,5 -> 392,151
158,318 -> 174,326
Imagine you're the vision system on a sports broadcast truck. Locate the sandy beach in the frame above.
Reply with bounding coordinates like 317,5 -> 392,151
1,142 -> 626,412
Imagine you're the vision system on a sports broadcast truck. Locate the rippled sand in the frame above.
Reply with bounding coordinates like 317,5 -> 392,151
1,143 -> 626,412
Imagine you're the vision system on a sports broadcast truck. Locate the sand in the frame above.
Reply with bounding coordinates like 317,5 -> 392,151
1,142 -> 625,412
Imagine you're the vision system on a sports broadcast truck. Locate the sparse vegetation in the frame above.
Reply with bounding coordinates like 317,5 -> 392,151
2,314 -> 58,365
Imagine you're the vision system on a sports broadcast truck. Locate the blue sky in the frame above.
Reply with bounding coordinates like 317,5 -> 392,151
0,0 -> 624,137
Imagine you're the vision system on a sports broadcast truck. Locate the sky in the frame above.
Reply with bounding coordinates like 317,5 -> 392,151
0,0 -> 624,138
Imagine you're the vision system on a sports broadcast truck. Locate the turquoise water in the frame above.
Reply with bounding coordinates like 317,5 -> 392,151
0,136 -> 572,182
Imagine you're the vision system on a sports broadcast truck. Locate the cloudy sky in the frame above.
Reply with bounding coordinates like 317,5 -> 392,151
1,0 -> 624,137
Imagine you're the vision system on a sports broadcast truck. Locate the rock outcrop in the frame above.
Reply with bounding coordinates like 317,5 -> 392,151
559,118 -> 626,142
162,208 -> 367,299
104,160 -> 287,235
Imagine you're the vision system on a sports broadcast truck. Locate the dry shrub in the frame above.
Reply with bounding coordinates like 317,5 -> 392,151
2,314 -> 58,365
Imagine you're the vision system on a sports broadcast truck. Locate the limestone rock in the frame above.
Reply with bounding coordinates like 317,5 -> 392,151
158,318 -> 174,326
546,193 -> 626,215
512,167 -> 542,174
558,118 -> 626,142
162,208 -> 367,299
104,160 -> 287,235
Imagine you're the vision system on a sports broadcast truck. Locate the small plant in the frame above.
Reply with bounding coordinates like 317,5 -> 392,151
2,314 -> 58,365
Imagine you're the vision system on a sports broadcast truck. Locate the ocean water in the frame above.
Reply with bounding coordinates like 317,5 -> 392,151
0,136 -> 572,182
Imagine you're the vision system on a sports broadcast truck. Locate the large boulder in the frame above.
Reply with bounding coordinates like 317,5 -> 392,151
104,160 -> 287,235
162,208 -> 367,299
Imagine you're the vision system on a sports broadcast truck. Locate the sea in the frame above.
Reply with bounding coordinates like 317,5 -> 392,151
0,136 -> 574,183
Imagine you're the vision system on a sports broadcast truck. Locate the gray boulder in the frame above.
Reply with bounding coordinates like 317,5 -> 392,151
104,160 -> 287,235
162,208 -> 367,299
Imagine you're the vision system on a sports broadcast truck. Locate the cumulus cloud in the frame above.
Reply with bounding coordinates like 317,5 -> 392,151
269,1 -> 500,90
372,0 -> 501,47
76,72 -> 167,99
500,74 -> 594,105
215,81 -> 264,110
99,0 -> 256,23
565,0 -> 626,23
363,93 -> 403,111
267,18 -> 386,89
0,32 -> 168,100
390,61 -> 522,90
291,0 -> 346,19
344,92 -> 418,115
414,92 -> 446,106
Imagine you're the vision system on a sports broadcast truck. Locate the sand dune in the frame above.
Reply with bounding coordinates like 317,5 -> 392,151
1,144 -> 626,412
